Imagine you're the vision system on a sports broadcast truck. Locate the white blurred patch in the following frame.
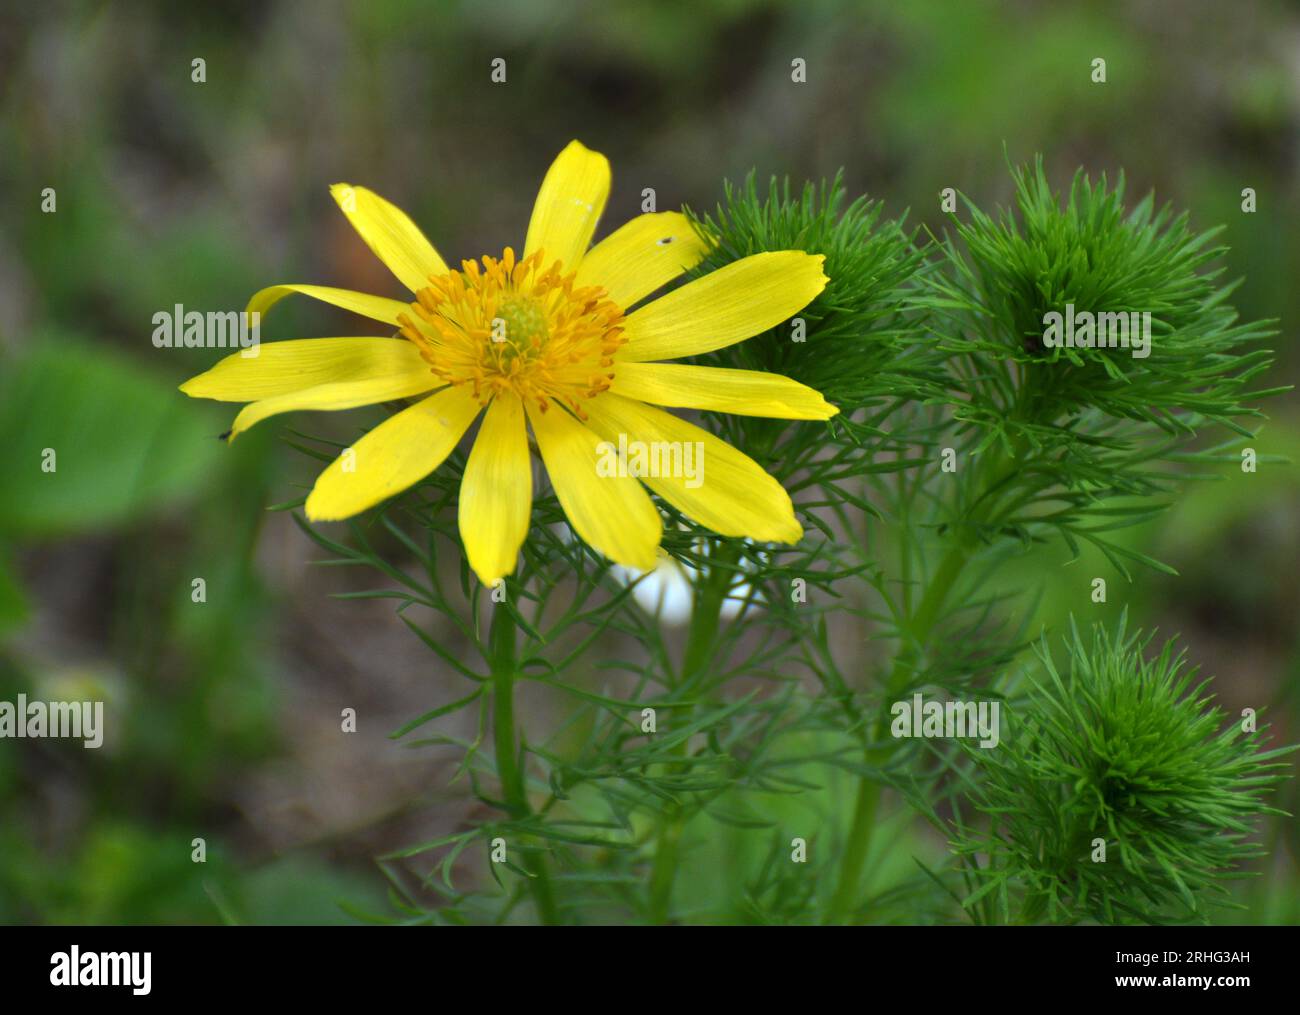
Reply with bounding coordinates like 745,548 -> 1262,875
612,545 -> 762,628
548,521 -> 763,627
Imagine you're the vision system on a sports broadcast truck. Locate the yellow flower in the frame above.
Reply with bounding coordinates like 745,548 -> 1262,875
181,141 -> 835,585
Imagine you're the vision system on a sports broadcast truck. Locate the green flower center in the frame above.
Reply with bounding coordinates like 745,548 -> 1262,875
494,295 -> 549,361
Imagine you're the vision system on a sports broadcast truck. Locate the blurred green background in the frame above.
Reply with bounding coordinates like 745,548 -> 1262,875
1,0 -> 1296,923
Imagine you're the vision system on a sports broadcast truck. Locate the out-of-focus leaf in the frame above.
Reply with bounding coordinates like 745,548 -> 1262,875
0,336 -> 219,536
0,550 -> 27,637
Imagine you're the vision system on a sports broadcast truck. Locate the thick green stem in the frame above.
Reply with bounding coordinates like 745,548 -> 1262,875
646,811 -> 683,923
889,544 -> 971,690
489,600 -> 560,926
826,542 -> 972,923
646,546 -> 738,923
827,436 -> 1016,924
825,775 -> 882,921
827,410 -> 1034,923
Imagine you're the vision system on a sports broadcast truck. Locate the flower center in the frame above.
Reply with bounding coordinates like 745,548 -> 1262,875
397,248 -> 625,418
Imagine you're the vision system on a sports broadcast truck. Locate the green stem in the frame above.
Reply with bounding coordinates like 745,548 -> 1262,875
825,775 -> 882,921
646,811 -> 683,923
489,598 -> 560,926
828,441 -> 1016,924
826,542 -> 972,923
827,433 -> 1032,923
646,546 -> 738,923
889,544 -> 971,690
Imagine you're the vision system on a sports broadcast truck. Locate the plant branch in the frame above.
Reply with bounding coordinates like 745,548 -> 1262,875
490,593 -> 561,925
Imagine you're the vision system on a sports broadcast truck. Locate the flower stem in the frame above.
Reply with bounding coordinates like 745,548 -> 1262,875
825,775 -> 882,922
825,431 -> 1031,923
646,545 -> 737,923
489,596 -> 560,925
826,540 -> 972,923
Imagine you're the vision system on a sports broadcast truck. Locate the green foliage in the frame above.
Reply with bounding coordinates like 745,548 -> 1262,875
687,173 -> 940,486
919,161 -> 1284,577
936,157 -> 1279,429
276,159 -> 1292,927
284,456 -> 859,924
688,173 -> 932,408
954,616 -> 1294,924
0,553 -> 27,639
6,0 -> 1298,931
0,337 -> 220,536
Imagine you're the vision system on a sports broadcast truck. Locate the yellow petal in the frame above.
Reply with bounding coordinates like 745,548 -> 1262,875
180,337 -> 430,401
330,184 -> 449,293
584,395 -> 801,544
523,140 -> 611,272
246,284 -> 410,327
610,362 -> 838,420
459,394 -> 532,585
619,251 -> 827,362
229,376 -> 441,440
305,385 -> 483,521
574,212 -> 709,309
526,402 -> 660,571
